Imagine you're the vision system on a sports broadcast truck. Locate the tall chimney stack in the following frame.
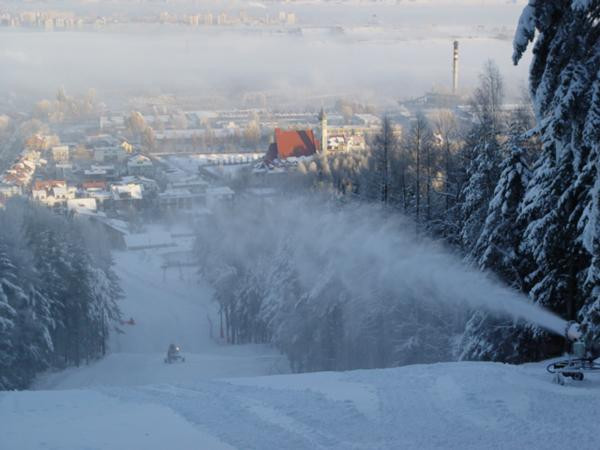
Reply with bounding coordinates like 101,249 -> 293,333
452,41 -> 459,95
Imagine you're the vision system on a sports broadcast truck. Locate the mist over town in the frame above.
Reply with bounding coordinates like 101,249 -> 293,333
1,1 -> 599,449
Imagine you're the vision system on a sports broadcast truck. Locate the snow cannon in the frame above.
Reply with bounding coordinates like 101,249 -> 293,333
547,321 -> 600,384
565,321 -> 582,342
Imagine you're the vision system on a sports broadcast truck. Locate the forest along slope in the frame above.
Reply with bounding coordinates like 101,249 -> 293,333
35,231 -> 289,390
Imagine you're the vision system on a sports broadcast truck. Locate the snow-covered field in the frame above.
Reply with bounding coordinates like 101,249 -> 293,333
2,229 -> 600,449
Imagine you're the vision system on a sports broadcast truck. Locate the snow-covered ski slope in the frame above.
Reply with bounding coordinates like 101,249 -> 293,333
3,362 -> 600,449
2,232 -> 600,449
35,239 -> 288,390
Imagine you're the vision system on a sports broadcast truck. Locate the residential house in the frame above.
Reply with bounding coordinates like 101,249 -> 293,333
0,183 -> 22,200
111,183 -> 143,201
2,155 -> 38,188
52,145 -> 70,163
32,180 -> 76,208
81,181 -> 111,208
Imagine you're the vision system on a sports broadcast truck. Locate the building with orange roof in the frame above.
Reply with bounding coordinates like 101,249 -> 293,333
81,181 -> 107,191
265,128 -> 319,162
33,180 -> 66,191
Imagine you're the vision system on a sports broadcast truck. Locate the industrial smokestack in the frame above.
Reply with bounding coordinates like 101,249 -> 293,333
452,41 -> 459,95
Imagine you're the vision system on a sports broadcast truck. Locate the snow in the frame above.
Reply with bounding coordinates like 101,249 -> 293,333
1,389 -> 234,450
228,372 -> 380,420
33,236 -> 288,391
206,186 -> 235,196
111,183 -> 144,200
3,227 -> 600,449
512,3 -> 536,64
4,361 -> 600,449
66,197 -> 97,213
124,231 -> 175,250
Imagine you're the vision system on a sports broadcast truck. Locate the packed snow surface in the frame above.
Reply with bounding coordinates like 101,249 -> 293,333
3,362 -> 600,449
33,238 -> 289,391
2,231 -> 599,449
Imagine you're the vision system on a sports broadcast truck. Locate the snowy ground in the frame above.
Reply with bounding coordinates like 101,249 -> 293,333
35,236 -> 289,390
3,361 -> 600,449
1,230 -> 600,449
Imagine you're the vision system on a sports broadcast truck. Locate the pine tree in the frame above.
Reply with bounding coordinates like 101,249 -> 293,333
459,122 -> 503,257
512,0 -> 600,349
0,201 -> 122,390
460,128 -> 536,363
404,113 -> 433,230
458,61 -> 505,257
580,59 -> 600,337
0,243 -> 18,389
475,131 -> 531,285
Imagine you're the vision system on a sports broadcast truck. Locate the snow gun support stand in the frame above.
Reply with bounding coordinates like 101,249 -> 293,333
547,321 -> 600,385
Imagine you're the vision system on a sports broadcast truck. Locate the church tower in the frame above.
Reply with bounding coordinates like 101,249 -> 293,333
318,108 -> 328,153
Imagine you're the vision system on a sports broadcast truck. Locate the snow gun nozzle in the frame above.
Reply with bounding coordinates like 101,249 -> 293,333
565,321 -> 582,342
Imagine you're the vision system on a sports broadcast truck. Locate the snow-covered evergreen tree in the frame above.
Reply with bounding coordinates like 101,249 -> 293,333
459,123 -> 503,256
512,0 -> 600,347
475,131 -> 531,285
0,243 -> 18,389
581,75 -> 600,337
0,200 -> 122,390
460,126 -> 536,362
459,61 -> 505,257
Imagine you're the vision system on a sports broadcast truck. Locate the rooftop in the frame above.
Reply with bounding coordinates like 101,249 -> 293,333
271,128 -> 318,161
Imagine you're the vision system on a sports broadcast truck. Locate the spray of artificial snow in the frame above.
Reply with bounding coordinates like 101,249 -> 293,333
205,198 -> 568,338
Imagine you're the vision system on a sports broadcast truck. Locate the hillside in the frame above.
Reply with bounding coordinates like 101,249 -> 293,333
0,232 -> 598,449
2,361 -> 600,449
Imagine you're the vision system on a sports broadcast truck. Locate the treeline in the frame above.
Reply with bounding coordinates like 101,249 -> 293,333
293,1 -> 600,363
194,2 -> 599,369
33,87 -> 99,123
0,199 -> 121,390
199,2 -> 599,369
195,201 -> 468,372
299,62 -> 543,363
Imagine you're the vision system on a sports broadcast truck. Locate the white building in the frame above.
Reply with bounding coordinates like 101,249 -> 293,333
32,180 -> 77,207
111,183 -> 143,201
51,145 -> 70,163
0,183 -> 22,199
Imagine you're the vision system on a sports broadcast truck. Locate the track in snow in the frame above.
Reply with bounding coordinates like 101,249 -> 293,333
4,361 -> 600,449
35,235 -> 289,390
